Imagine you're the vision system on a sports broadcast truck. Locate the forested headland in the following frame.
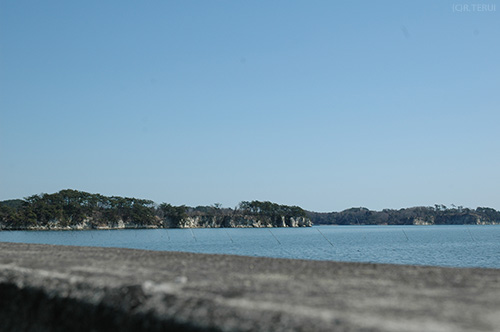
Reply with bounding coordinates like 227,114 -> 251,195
307,205 -> 500,225
1,190 -> 499,230
0,190 -> 310,230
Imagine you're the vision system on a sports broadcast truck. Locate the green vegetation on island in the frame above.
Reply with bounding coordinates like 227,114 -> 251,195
1,190 -> 499,230
307,205 -> 500,225
0,189 -> 310,230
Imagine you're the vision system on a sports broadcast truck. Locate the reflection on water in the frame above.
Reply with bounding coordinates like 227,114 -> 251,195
1,225 -> 499,268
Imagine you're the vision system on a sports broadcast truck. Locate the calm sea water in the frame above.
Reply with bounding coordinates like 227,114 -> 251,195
1,225 -> 499,269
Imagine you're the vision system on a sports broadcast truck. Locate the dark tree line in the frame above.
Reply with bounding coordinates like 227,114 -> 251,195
0,190 -> 159,228
238,201 -> 306,218
0,190 -> 308,229
2,190 -> 497,229
306,205 -> 500,225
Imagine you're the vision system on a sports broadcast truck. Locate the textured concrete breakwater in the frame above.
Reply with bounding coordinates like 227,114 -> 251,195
0,242 -> 499,331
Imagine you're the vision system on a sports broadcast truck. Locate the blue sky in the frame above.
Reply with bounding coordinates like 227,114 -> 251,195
1,1 -> 499,211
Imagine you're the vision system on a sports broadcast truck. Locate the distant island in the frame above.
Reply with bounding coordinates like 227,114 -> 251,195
0,189 -> 499,230
0,190 -> 311,230
307,205 -> 500,226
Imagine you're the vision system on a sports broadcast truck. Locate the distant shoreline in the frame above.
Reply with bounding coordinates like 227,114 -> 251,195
0,223 -> 309,231
2,223 -> 499,231
2,189 -> 500,229
0,190 -> 312,230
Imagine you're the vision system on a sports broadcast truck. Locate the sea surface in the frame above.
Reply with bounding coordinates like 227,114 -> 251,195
1,225 -> 499,269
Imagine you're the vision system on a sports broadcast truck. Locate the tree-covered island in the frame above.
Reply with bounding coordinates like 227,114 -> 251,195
0,190 -> 311,230
307,205 -> 500,225
1,190 -> 499,230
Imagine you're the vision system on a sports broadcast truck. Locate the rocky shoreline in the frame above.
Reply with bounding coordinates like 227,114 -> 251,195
0,190 -> 312,231
0,215 -> 312,231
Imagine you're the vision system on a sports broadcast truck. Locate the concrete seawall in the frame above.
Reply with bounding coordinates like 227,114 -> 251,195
1,242 -> 499,331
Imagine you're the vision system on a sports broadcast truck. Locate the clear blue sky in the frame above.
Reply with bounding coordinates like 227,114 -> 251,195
1,1 -> 499,212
